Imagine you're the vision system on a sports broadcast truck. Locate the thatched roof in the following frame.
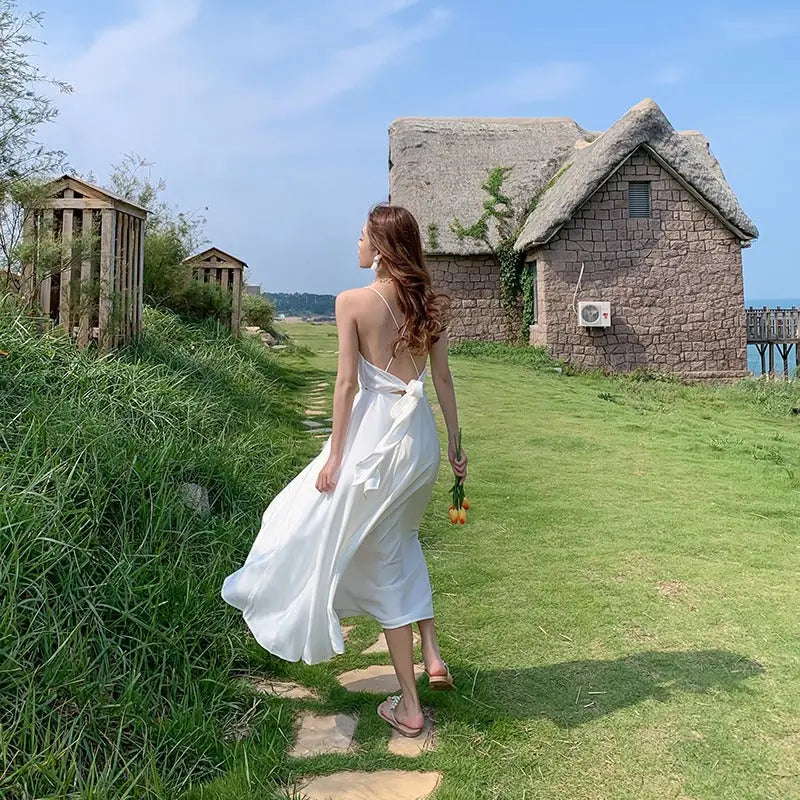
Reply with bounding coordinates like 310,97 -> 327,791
388,98 -> 758,257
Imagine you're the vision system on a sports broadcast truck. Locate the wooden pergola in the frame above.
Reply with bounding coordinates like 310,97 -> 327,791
182,247 -> 246,335
23,175 -> 148,351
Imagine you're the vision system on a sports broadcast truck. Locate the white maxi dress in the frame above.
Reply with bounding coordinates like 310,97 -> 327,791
221,285 -> 442,664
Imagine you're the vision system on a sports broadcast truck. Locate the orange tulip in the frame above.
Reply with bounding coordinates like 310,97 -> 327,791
458,508 -> 467,524
448,508 -> 459,524
461,497 -> 470,510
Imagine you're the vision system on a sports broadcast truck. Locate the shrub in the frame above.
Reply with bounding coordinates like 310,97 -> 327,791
242,292 -> 275,331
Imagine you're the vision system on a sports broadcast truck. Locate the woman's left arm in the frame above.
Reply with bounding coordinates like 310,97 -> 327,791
315,290 -> 360,493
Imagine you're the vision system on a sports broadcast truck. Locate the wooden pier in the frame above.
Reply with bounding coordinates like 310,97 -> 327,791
746,307 -> 800,377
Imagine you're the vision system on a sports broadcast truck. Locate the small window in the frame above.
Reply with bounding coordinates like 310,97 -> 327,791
628,181 -> 651,217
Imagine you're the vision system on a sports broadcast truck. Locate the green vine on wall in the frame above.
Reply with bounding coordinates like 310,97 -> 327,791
426,222 -> 440,251
521,264 -> 535,328
448,163 -> 571,342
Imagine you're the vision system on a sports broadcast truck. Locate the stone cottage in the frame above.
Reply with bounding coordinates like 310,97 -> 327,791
388,98 -> 758,381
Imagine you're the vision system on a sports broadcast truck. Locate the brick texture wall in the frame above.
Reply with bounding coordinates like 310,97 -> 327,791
426,254 -> 520,341
529,147 -> 748,381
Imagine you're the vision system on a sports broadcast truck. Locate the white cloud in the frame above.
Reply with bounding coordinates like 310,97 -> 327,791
339,0 -> 423,29
264,8 -> 451,117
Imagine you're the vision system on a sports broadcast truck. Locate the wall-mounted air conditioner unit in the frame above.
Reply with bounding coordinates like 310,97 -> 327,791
578,301 -> 611,328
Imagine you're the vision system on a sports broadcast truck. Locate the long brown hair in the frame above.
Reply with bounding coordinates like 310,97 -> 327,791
366,202 -> 451,357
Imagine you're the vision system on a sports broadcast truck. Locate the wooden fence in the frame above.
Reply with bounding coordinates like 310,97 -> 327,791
746,306 -> 800,377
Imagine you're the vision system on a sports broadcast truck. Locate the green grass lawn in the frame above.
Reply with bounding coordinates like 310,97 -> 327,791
6,308 -> 800,799
204,321 -> 800,800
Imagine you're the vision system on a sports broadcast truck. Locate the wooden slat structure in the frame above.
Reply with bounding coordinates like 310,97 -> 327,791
24,175 -> 148,351
746,306 -> 800,377
182,247 -> 246,335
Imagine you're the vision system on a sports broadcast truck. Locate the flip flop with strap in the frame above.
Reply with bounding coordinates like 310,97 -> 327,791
377,694 -> 424,738
425,659 -> 454,690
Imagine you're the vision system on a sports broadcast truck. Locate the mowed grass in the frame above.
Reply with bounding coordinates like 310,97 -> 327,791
224,320 -> 800,800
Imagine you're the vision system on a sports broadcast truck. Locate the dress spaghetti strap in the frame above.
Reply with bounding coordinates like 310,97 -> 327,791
365,285 -> 422,379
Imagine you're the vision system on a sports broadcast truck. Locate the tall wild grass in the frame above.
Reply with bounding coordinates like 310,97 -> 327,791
1,297 -> 314,798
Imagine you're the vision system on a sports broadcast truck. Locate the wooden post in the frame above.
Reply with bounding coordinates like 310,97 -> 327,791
78,209 -> 93,347
137,217 -> 144,334
21,212 -> 35,304
99,208 -> 116,352
779,344 -> 792,379
59,190 -> 74,333
40,209 -> 54,316
231,267 -> 242,336
120,213 -> 130,344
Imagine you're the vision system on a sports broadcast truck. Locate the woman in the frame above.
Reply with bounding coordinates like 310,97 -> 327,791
221,203 -> 468,739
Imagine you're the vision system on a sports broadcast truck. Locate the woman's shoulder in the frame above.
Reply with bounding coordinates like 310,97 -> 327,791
337,285 -> 382,301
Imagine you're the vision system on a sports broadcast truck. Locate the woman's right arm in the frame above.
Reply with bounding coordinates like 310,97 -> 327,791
429,328 -> 467,480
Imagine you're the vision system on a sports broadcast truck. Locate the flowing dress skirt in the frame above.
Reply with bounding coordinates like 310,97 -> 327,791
221,354 -> 441,664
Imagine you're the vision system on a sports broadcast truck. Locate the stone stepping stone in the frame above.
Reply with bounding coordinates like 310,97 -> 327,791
289,712 -> 357,758
387,708 -> 436,757
314,382 -> 330,388
271,344 -> 288,350
340,624 -> 356,641
363,631 -> 421,655
301,420 -> 324,429
304,409 -> 327,416
297,770 -> 442,800
309,398 -> 326,407
243,677 -> 318,700
310,427 -> 332,435
337,664 -> 424,694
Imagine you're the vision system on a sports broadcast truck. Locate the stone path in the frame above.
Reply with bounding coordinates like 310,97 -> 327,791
303,382 -> 332,434
289,711 -> 357,757
298,770 -> 442,799
240,621 -> 442,797
363,630 -> 421,654
337,664 -> 426,694
243,677 -> 318,700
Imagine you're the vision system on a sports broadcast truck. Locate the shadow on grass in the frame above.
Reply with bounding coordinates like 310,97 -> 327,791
454,649 -> 764,728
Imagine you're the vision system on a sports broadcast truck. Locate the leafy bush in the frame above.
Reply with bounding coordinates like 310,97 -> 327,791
242,292 -> 275,331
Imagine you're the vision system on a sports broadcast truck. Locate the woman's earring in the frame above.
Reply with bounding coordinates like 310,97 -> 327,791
371,254 -> 381,271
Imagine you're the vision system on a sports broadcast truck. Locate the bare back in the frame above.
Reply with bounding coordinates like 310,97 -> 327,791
356,284 -> 429,383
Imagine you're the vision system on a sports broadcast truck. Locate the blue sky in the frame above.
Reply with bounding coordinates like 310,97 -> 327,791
19,0 -> 800,299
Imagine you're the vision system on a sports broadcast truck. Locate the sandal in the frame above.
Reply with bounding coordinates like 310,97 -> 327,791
425,659 -> 455,691
377,694 -> 425,738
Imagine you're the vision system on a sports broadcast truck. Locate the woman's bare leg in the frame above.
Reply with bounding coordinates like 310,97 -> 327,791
417,617 -> 448,676
383,624 -> 424,729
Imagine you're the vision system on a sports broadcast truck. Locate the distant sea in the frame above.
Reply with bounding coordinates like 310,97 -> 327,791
745,298 -> 800,376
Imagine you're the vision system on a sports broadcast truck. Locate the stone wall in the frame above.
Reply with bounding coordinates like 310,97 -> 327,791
530,147 -> 748,381
426,254 -> 520,341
